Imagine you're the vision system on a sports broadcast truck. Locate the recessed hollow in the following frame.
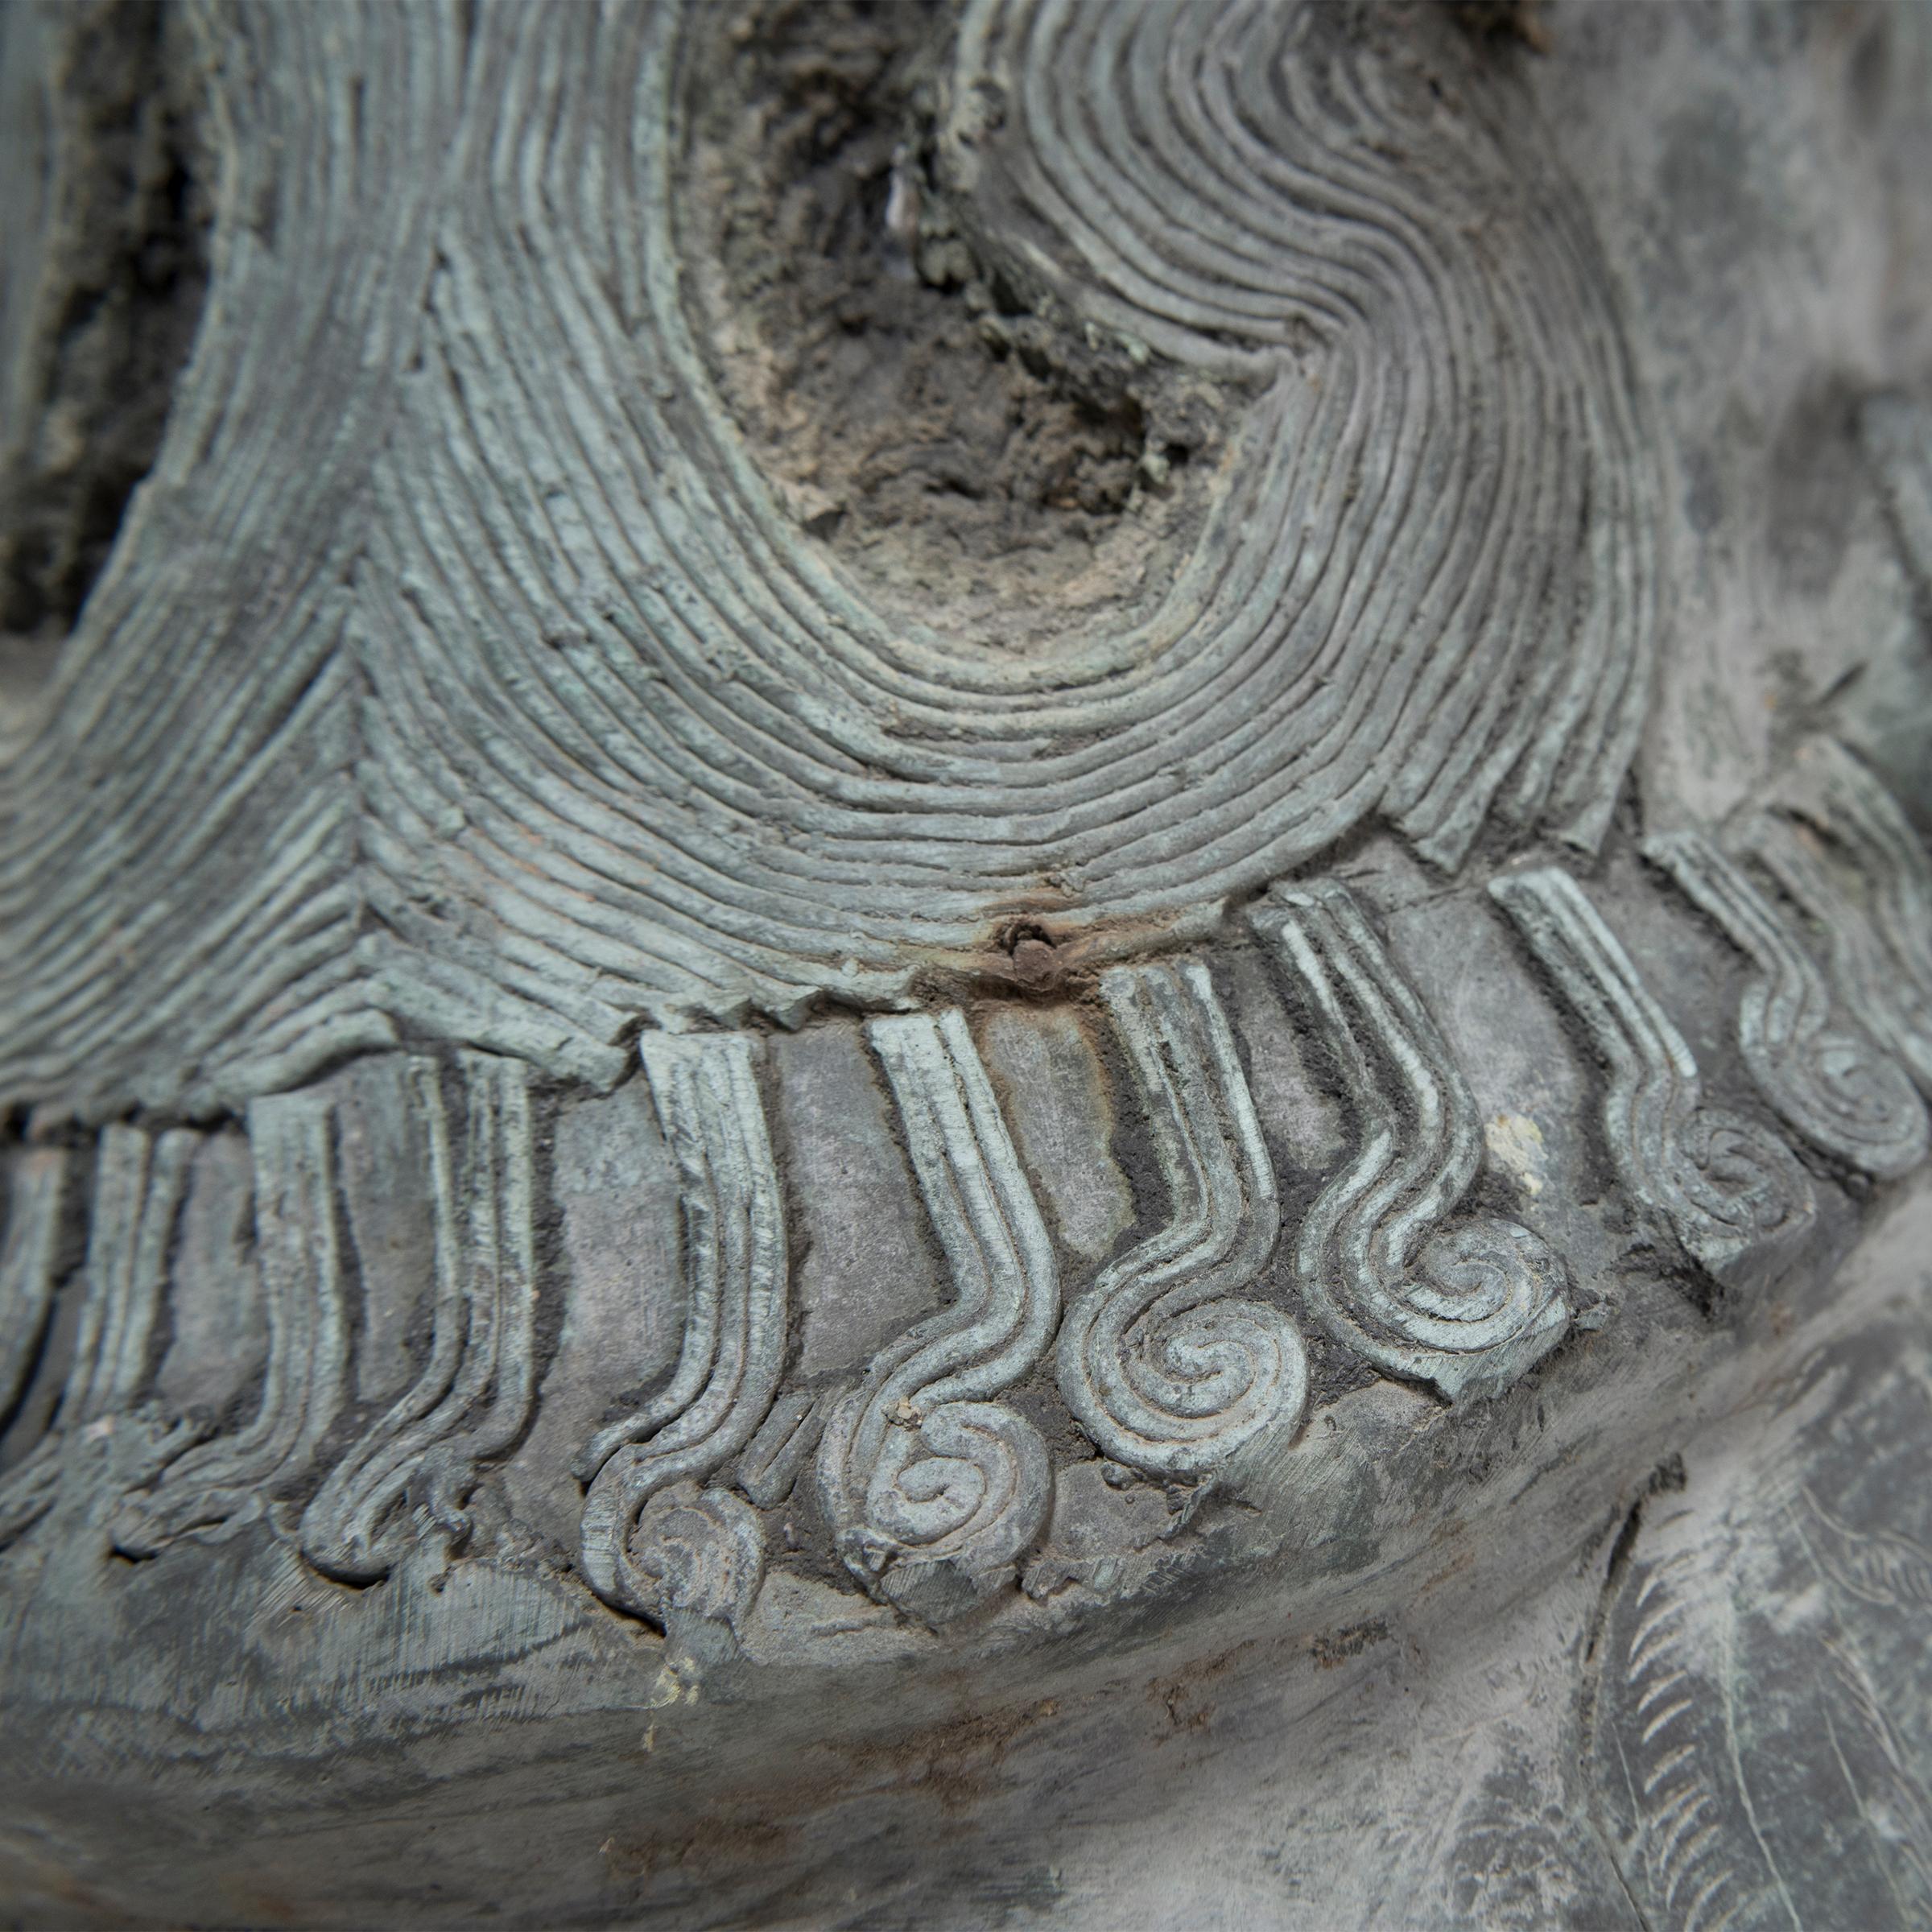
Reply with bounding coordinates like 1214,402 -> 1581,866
677,0 -> 1228,659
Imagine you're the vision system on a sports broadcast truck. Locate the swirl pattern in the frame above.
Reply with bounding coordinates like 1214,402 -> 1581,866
1763,739 -> 1932,1099
0,0 -> 1659,1118
1735,812 -> 1932,1104
1252,881 -> 1570,1400
621,1482 -> 767,1646
576,1033 -> 790,1629
1491,869 -> 1814,1288
817,1010 -> 1059,1624
1644,828 -> 1927,1180
1056,960 -> 1307,1475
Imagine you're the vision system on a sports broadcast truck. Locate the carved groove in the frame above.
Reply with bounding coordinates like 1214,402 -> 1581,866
2,1126 -> 192,1550
115,1093 -> 347,1553
299,1056 -> 538,1583
1644,828 -> 1928,1179
1253,881 -> 1570,1399
817,1010 -> 1059,1624
1752,739 -> 1932,1100
576,1033 -> 789,1630
1055,960 -> 1307,1474
1735,812 -> 1932,1106
0,4 -> 449,1122
733,1388 -> 832,1511
0,0 -> 1658,1120
1491,868 -> 1814,1286
0,1151 -> 70,1429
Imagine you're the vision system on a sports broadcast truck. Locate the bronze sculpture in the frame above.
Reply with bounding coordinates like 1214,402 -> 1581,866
2,1 -> 1930,1923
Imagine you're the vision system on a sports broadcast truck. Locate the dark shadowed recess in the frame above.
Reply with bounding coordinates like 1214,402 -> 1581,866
0,0 -> 210,693
680,0 -> 1223,647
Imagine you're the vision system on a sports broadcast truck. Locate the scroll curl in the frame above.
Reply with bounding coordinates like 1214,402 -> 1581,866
817,1010 -> 1059,1624
6,1129 -> 194,1551
576,1033 -> 789,1631
299,1056 -> 538,1582
1743,739 -> 1932,1101
1253,882 -> 1569,1399
1491,868 -> 1814,1286
115,1096 -> 347,1554
1644,828 -> 1926,1179
1056,961 -> 1306,1475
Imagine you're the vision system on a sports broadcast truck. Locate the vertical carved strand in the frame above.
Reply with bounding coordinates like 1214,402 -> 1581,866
817,1009 -> 1059,1624
0,1151 -> 70,1428
1780,739 -> 1932,985
1734,811 -> 1932,1100
1757,739 -> 1932,1097
1252,882 -> 1570,1400
65,1127 -> 196,1426
1055,961 -> 1307,1476
301,1055 -> 539,1582
576,1034 -> 788,1631
733,1388 -> 833,1509
116,1094 -> 348,1552
1490,868 -> 1814,1287
1644,829 -> 1927,1179
2,1129 -> 194,1550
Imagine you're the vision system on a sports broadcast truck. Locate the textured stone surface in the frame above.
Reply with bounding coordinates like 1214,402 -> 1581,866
1,0 -> 1930,1926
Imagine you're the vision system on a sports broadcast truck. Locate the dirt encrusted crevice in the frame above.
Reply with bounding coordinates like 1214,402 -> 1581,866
0,0 -> 211,685
677,0 -> 1228,657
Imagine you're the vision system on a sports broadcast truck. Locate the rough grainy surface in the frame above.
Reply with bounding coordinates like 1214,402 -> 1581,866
684,0 -> 1225,655
1,0 -> 1930,1926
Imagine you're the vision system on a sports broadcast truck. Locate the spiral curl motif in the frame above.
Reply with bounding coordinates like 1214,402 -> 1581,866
621,1483 -> 767,1639
1644,828 -> 1926,1181
6,1130 -> 196,1551
816,1011 -> 1059,1625
1663,1109 -> 1819,1247
576,1033 -> 789,1630
114,1096 -> 347,1556
1754,740 -> 1932,1101
301,1056 -> 539,1583
1491,868 -> 1814,1288
1251,881 -> 1570,1401
1056,961 -> 1307,1476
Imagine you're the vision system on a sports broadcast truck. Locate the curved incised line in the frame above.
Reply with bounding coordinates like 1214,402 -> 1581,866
1645,828 -> 1927,1181
1490,868 -> 1814,1286
817,1009 -> 1059,1624
299,1055 -> 539,1583
1056,960 -> 1307,1475
1734,811 -> 1932,1103
0,0 -> 1662,1131
733,1386 -> 834,1510
1253,880 -> 1569,1401
3,1127 -> 194,1551
1781,739 -> 1932,971
115,1093 -> 347,1554
1761,739 -> 1932,1098
576,1032 -> 789,1629
0,0 -> 1662,1129
0,2 -> 448,1123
